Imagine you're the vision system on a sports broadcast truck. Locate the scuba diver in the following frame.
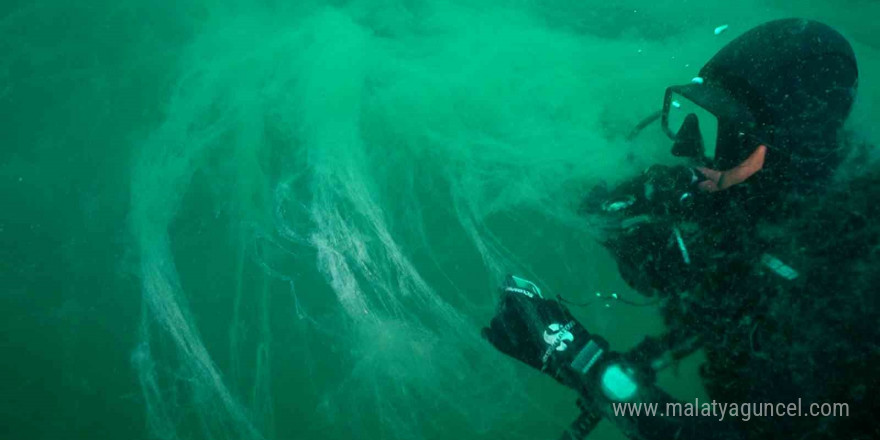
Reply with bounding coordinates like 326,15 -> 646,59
483,19 -> 878,440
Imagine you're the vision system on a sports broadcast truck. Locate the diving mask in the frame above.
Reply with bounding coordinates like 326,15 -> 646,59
661,83 -> 759,168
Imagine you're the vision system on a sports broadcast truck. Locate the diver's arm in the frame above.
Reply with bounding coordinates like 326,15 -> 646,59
483,278 -> 741,440
570,352 -> 741,440
556,330 -> 742,440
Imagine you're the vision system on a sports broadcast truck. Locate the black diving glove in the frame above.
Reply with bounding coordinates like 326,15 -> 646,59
483,275 -> 611,391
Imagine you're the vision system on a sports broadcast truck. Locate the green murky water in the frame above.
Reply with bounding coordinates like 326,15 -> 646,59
2,1 -> 878,439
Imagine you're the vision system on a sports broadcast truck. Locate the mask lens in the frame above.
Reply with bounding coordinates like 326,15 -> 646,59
665,92 -> 720,159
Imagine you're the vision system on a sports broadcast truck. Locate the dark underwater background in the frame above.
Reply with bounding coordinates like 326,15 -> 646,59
1,1 -> 878,439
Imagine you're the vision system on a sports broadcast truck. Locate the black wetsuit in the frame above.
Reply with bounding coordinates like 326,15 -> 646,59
589,155 -> 880,440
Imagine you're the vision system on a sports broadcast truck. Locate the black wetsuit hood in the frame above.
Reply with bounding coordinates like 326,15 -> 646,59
699,19 -> 858,187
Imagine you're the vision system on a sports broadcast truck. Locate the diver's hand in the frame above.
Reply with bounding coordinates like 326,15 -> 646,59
696,144 -> 767,192
483,276 -> 609,387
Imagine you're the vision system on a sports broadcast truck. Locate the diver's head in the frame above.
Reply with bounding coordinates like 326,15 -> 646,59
661,19 -> 859,191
